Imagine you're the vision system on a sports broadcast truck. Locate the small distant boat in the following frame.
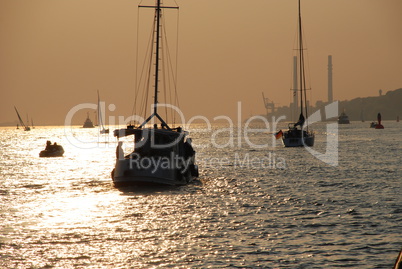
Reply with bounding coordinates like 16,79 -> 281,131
82,112 -> 95,128
338,111 -> 350,124
39,141 -> 64,157
279,0 -> 314,147
14,106 -> 30,131
97,90 -> 109,134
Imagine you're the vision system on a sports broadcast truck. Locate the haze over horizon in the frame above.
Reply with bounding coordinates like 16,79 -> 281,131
1,0 -> 401,126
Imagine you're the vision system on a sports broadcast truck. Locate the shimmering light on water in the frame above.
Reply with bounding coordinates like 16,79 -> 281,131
0,123 -> 401,268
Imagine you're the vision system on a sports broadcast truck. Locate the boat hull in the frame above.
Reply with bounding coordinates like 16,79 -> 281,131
112,158 -> 197,187
39,149 -> 64,157
282,131 -> 315,147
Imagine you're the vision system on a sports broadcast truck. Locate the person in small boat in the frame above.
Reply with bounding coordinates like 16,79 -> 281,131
45,140 -> 52,151
44,141 -> 61,152
51,142 -> 59,151
116,141 -> 124,159
40,140 -> 64,157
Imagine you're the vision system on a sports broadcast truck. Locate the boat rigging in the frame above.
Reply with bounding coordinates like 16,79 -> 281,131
111,0 -> 198,186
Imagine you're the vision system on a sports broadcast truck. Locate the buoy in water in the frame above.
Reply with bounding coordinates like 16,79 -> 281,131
375,113 -> 384,129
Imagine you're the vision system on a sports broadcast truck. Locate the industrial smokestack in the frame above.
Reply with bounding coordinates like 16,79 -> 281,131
328,55 -> 333,103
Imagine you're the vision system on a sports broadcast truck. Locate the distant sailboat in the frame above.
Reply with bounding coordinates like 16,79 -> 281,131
279,0 -> 314,147
97,90 -> 109,134
14,106 -> 30,131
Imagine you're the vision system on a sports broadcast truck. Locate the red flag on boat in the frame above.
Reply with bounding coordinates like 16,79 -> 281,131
275,130 -> 283,139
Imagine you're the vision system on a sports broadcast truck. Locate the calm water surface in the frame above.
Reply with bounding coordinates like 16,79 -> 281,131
0,122 -> 401,268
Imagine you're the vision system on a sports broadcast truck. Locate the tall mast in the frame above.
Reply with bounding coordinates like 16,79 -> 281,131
298,0 -> 303,117
297,0 -> 309,131
138,1 -> 178,128
153,0 -> 161,115
292,55 -> 298,121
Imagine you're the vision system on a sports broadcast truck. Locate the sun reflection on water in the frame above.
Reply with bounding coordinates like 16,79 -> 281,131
1,124 -> 401,268
29,193 -> 117,229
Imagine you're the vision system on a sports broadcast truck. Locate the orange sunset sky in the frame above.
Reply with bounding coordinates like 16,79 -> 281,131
1,0 -> 401,125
